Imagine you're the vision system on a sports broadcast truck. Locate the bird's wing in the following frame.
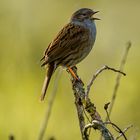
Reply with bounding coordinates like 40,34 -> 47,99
41,23 -> 90,66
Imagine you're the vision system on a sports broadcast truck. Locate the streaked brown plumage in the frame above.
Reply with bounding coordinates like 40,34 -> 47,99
40,8 -> 99,100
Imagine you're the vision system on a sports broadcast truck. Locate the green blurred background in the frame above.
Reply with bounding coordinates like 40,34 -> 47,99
0,0 -> 140,139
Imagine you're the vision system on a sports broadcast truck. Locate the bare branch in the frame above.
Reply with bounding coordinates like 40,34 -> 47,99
75,93 -> 86,140
68,66 -> 114,140
38,69 -> 62,140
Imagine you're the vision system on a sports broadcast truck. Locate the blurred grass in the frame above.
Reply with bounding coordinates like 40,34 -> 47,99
0,0 -> 140,139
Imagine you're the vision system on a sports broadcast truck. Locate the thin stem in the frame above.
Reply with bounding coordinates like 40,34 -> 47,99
107,42 -> 131,118
38,69 -> 62,140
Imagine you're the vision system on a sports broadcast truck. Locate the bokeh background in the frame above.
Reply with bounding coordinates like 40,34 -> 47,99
0,0 -> 140,139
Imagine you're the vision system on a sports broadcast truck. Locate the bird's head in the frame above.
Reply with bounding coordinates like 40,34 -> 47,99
71,8 -> 100,22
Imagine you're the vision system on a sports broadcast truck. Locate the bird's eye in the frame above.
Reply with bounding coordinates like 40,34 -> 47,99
83,14 -> 86,16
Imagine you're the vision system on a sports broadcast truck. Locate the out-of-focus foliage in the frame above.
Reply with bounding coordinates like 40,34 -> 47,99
0,0 -> 140,139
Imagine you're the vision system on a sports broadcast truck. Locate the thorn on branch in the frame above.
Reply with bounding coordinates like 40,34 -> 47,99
104,102 -> 110,110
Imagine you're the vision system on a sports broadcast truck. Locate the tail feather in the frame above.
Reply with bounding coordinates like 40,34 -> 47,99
41,63 -> 54,101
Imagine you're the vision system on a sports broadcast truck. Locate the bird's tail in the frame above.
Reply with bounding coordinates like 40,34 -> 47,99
41,63 -> 54,101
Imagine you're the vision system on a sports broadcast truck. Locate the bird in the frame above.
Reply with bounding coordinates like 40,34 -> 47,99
40,8 -> 99,101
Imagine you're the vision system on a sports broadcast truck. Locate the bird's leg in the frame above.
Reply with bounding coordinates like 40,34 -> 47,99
68,67 -> 79,80
67,66 -> 84,86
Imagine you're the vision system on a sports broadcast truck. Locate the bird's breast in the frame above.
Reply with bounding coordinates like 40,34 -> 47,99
86,21 -> 96,45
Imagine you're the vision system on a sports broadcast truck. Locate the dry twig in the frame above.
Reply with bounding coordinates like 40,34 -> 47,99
86,65 -> 126,97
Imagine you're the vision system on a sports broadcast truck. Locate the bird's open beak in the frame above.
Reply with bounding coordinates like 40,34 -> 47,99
91,11 -> 100,20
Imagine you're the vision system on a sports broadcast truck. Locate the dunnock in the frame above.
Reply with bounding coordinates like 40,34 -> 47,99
41,8 -> 99,100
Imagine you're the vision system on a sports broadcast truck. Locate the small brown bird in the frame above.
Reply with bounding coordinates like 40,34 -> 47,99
40,8 -> 99,100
